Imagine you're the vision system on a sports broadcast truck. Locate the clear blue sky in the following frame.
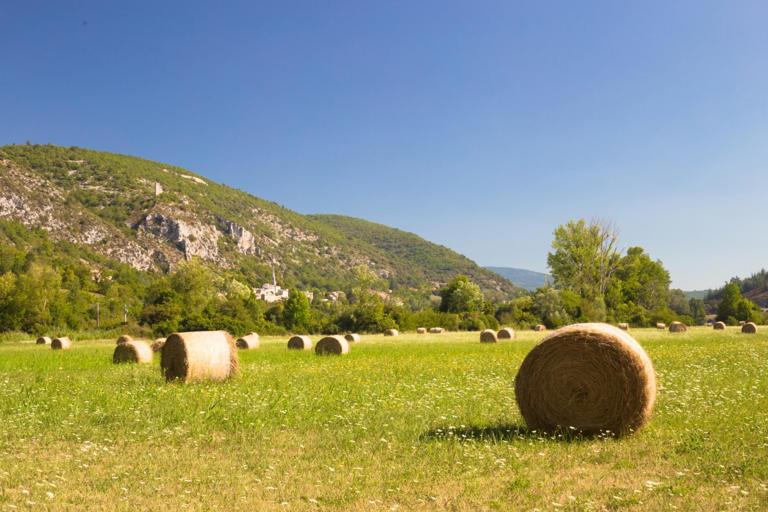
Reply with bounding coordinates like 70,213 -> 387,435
2,1 -> 767,290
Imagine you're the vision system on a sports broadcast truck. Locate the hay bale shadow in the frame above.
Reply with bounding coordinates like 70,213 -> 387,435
421,423 -> 602,443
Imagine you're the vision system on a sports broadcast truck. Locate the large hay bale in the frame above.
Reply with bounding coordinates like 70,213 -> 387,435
428,327 -> 445,334
51,337 -> 72,350
287,335 -> 312,350
36,336 -> 52,345
384,329 -> 399,336
656,323 -> 666,329
515,323 -> 656,436
497,327 -> 516,340
151,338 -> 166,353
315,335 -> 350,355
669,321 -> 687,333
618,323 -> 629,331
160,331 -> 238,383
417,327 -> 427,334
713,321 -> 726,330
480,329 -> 498,343
113,340 -> 153,364
742,322 -> 758,334
534,324 -> 547,332
236,332 -> 260,350
116,334 -> 133,345
344,333 -> 360,343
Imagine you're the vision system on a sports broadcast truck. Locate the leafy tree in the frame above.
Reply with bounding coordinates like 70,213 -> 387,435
439,275 -> 484,314
689,298 -> 707,326
283,289 -> 311,332
717,283 -> 743,324
531,287 -> 570,328
667,289 -> 691,316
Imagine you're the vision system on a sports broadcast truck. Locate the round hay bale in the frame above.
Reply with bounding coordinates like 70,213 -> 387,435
534,324 -> 547,332
287,335 -> 312,350
151,338 -> 166,353
618,323 -> 629,331
315,335 -> 350,355
742,322 -> 758,334
713,321 -> 726,330
116,334 -> 133,345
344,333 -> 360,343
428,327 -> 445,334
36,336 -> 52,345
669,321 -> 687,333
515,323 -> 656,436
480,329 -> 498,343
497,327 -> 516,340
384,329 -> 399,336
160,331 -> 238,383
236,332 -> 260,350
51,337 -> 72,350
113,340 -> 153,364
656,323 -> 666,329
417,327 -> 427,334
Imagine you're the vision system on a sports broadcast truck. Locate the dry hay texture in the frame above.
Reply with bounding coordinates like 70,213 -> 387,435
417,327 -> 427,334
236,332 -> 260,350
384,329 -> 399,336
160,331 -> 239,383
51,337 -> 72,350
315,335 -> 350,355
287,335 -> 312,350
742,322 -> 758,334
656,323 -> 666,329
113,340 -> 153,364
713,321 -> 726,330
515,323 -> 657,436
151,338 -> 166,353
344,333 -> 361,343
36,336 -> 51,345
497,327 -> 515,340
669,321 -> 688,333
480,329 -> 498,343
534,324 -> 547,332
428,327 -> 445,334
618,323 -> 629,331
116,334 -> 133,345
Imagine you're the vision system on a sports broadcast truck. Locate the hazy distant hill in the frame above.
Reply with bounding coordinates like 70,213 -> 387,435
683,290 -> 710,300
0,144 -> 518,298
705,270 -> 768,309
485,266 -> 549,291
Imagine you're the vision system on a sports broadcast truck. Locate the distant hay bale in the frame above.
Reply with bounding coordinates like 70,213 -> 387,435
151,338 -> 166,353
618,323 -> 629,331
713,321 -> 726,330
428,327 -> 445,334
669,321 -> 687,333
344,333 -> 360,343
417,327 -> 427,334
515,323 -> 656,436
738,320 -> 746,326
384,329 -> 399,336
315,335 -> 350,355
480,329 -> 498,343
236,332 -> 260,350
287,335 -> 312,350
656,323 -> 666,329
742,322 -> 758,334
497,327 -> 516,340
116,334 -> 133,345
113,340 -> 153,364
534,324 -> 547,332
36,336 -> 52,345
51,337 -> 72,350
160,331 -> 238,383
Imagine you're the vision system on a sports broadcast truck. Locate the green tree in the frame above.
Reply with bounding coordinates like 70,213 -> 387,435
531,287 -> 570,328
689,298 -> 707,326
439,275 -> 484,314
667,289 -> 691,316
283,289 -> 311,332
716,283 -> 742,324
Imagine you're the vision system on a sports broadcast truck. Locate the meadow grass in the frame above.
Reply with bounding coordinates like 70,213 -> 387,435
1,327 -> 768,510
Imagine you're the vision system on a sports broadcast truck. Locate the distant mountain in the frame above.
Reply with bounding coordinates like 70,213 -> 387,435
485,267 -> 549,291
683,290 -> 710,300
705,270 -> 768,309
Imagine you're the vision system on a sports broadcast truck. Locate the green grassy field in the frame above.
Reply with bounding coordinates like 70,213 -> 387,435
1,327 -> 767,511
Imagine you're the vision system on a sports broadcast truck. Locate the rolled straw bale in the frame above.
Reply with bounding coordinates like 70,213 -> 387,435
534,324 -> 547,332
36,336 -> 52,345
344,333 -> 360,343
515,323 -> 656,436
656,323 -> 666,329
384,329 -> 399,336
713,321 -> 726,330
669,321 -> 687,333
151,338 -> 166,353
236,332 -> 260,350
113,340 -> 153,364
497,327 -> 516,340
287,335 -> 312,350
480,329 -> 498,343
116,334 -> 133,345
160,331 -> 238,383
417,327 -> 427,334
618,323 -> 629,331
315,335 -> 350,355
742,322 -> 758,334
51,337 -> 72,350
428,327 -> 445,334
